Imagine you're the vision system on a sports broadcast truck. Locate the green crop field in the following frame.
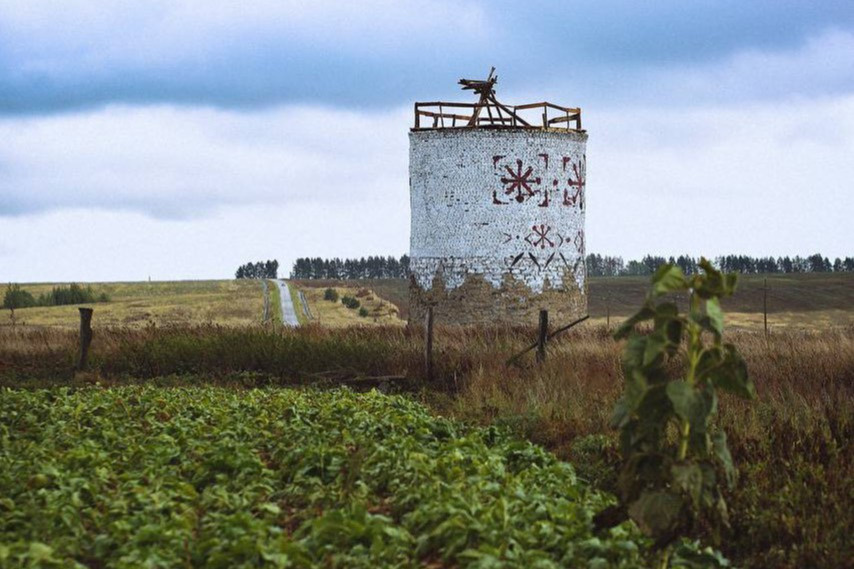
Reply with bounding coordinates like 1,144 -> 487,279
0,386 -> 688,568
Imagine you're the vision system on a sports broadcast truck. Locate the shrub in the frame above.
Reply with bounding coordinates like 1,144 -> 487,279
358,307 -> 369,318
341,295 -> 360,310
37,283 -> 107,306
323,288 -> 339,302
2,284 -> 36,309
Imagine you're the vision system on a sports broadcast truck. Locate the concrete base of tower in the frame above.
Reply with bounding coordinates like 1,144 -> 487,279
408,271 -> 587,327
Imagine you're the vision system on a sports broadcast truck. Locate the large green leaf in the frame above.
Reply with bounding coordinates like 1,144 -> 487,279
651,265 -> 686,297
643,331 -> 670,367
712,432 -> 736,487
694,259 -> 737,299
614,302 -> 656,339
618,452 -> 670,502
708,344 -> 755,399
705,298 -> 724,337
671,541 -> 731,568
666,382 -> 716,453
627,490 -> 685,538
671,463 -> 704,509
666,381 -> 698,424
621,335 -> 648,370
695,347 -> 723,381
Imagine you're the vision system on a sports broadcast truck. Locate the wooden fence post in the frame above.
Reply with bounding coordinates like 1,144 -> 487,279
77,308 -> 93,372
763,278 -> 768,337
536,309 -> 548,363
606,294 -> 610,330
424,307 -> 434,381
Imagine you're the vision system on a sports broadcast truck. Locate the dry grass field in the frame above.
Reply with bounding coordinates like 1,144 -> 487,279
2,280 -> 265,328
299,285 -> 403,327
8,273 -> 848,331
299,273 -> 854,331
294,279 -> 411,320
586,272 -> 854,330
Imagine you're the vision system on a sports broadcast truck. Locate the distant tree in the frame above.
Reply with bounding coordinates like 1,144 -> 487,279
623,260 -> 649,276
289,254 -> 411,279
37,284 -> 103,306
236,259 -> 279,279
807,253 -> 829,273
3,284 -> 36,310
289,252 -> 846,279
641,255 -> 667,275
675,255 -> 697,275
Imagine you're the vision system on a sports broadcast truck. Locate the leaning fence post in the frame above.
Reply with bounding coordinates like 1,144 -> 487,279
536,309 -> 549,362
77,307 -> 93,372
424,307 -> 434,381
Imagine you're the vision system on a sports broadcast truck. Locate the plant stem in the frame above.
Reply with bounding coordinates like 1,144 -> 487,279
678,292 -> 702,461
658,546 -> 671,569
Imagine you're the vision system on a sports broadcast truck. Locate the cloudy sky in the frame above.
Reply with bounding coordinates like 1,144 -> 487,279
1,1 -> 852,282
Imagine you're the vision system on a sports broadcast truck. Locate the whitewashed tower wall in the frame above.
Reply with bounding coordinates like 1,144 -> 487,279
409,128 -> 588,325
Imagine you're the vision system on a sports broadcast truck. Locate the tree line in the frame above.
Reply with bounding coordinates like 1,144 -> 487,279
290,255 -> 410,280
235,260 -> 279,279
3,283 -> 109,310
585,253 -> 854,277
288,253 -> 852,280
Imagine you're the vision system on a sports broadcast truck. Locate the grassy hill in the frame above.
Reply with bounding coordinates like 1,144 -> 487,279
5,273 -> 851,331
2,280 -> 265,328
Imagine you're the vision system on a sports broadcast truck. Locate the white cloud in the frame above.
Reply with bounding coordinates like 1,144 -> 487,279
587,95 -> 854,258
0,104 -> 410,218
0,201 -> 409,283
647,28 -> 854,103
1,0 -> 486,69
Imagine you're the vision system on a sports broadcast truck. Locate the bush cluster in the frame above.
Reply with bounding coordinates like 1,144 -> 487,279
340,295 -> 360,310
323,288 -> 339,302
3,283 -> 108,310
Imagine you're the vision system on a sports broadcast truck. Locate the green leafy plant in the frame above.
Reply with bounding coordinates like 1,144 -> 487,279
341,295 -> 360,310
358,307 -> 369,318
0,387 -> 657,567
597,259 -> 755,567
